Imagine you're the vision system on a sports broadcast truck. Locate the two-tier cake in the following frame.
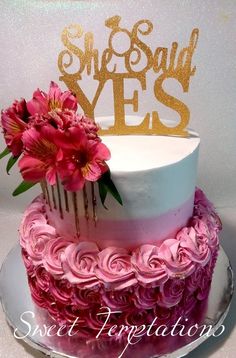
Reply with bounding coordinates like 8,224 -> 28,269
0,82 -> 221,347
0,12 -> 222,357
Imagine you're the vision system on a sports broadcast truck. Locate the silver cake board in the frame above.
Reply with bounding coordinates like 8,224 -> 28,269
0,244 -> 234,358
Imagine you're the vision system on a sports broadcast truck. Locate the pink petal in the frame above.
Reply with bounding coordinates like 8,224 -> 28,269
48,82 -> 77,111
54,126 -> 87,150
5,133 -> 23,157
46,167 -> 57,185
95,142 -> 111,161
86,140 -> 111,161
99,162 -> 109,176
61,91 -> 78,111
13,99 -> 29,120
19,155 -> 47,182
61,169 -> 85,191
83,162 -> 101,181
27,89 -> 48,116
22,126 -> 58,160
22,128 -> 41,152
48,81 -> 62,104
1,111 -> 27,156
57,159 -> 75,180
56,148 -> 64,161
40,123 -> 58,141
1,111 -> 27,134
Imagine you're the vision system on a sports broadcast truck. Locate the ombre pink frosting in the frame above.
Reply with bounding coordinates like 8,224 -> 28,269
62,242 -> 100,288
45,192 -> 196,249
131,245 -> 168,286
43,237 -> 74,277
20,188 -> 221,333
96,247 -> 137,290
20,188 -> 221,291
19,197 -> 47,249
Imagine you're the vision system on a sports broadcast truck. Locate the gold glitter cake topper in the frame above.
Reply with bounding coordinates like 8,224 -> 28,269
58,16 -> 199,137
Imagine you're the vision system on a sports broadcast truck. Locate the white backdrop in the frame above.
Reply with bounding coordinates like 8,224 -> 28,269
0,0 -> 236,211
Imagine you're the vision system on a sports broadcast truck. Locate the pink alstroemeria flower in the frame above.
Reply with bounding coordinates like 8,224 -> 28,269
47,110 -> 100,140
19,126 -> 62,185
1,99 -> 29,156
27,81 -> 77,116
57,127 -> 110,191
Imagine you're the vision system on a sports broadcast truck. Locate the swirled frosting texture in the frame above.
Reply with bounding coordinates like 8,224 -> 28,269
20,188 -> 221,330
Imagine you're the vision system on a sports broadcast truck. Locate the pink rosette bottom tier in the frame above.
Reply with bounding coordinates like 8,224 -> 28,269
20,188 -> 221,344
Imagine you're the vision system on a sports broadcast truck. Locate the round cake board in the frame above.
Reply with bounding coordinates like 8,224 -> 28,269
0,244 -> 234,358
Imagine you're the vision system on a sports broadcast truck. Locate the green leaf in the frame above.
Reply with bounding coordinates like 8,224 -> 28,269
98,181 -> 108,209
105,177 -> 123,206
12,181 -> 37,197
0,147 -> 10,160
6,155 -> 19,174
98,170 -> 123,207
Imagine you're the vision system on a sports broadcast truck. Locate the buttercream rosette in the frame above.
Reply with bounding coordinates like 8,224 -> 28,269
20,188 -> 221,335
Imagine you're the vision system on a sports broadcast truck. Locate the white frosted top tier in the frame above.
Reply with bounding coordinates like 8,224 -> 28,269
102,134 -> 199,172
45,117 -> 200,247
98,116 -> 200,172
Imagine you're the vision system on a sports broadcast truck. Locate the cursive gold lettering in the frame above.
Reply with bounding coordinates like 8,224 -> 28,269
58,18 -> 199,137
